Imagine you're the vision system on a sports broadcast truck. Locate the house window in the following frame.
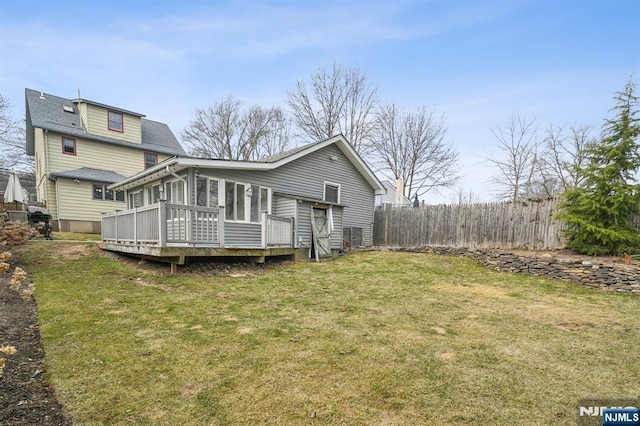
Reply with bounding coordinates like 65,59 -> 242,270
93,184 -> 124,202
196,178 -> 219,207
224,180 -> 270,222
62,137 -> 76,155
166,180 -> 185,204
250,185 -> 270,222
324,182 -> 340,204
225,181 -> 246,221
128,191 -> 142,208
108,111 -> 123,132
146,184 -> 162,204
144,152 -> 158,169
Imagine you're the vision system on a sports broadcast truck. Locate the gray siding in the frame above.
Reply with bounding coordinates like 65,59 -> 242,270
272,195 -> 297,219
195,144 -> 376,245
225,222 -> 262,247
297,202 -> 313,249
273,195 -> 298,246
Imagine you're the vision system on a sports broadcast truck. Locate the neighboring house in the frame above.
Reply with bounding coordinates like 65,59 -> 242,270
375,180 -> 412,208
101,135 -> 385,267
25,88 -> 186,232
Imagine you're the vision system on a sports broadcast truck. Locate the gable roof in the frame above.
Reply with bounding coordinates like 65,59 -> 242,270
110,135 -> 385,194
24,88 -> 186,157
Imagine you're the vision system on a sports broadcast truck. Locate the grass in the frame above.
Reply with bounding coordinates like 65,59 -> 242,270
18,243 -> 640,425
49,232 -> 101,241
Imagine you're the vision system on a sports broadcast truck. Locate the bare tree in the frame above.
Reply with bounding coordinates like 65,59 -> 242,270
286,62 -> 378,155
537,123 -> 594,196
448,186 -> 482,205
486,115 -> 539,202
371,103 -> 460,199
0,94 -> 32,171
181,96 -> 291,161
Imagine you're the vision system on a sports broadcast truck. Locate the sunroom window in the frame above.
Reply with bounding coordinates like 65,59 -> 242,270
196,178 -> 219,207
224,180 -> 270,222
165,180 -> 185,204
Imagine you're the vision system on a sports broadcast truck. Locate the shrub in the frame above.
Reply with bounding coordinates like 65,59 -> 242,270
0,216 -> 38,247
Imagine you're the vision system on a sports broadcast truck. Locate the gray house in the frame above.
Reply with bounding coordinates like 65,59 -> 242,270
101,135 -> 385,268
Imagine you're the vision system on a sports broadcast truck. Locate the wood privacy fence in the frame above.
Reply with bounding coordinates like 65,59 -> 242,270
373,198 -> 566,250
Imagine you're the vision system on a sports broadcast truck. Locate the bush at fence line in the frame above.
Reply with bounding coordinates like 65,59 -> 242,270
0,215 -> 38,247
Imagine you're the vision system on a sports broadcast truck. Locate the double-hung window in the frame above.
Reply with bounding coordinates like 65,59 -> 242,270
323,182 -> 340,204
62,137 -> 76,155
108,111 -> 123,132
144,152 -> 158,169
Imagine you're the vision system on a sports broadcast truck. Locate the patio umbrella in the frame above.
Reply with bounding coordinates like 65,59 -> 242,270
3,171 -> 26,204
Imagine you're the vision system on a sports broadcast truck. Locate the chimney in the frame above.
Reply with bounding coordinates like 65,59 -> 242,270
395,177 -> 404,206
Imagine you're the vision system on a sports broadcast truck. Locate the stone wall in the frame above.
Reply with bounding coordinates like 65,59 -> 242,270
388,246 -> 640,294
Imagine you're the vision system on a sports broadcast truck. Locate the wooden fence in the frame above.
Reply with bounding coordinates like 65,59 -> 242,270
373,198 -> 566,250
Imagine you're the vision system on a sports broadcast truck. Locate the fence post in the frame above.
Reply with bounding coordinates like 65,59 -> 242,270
158,200 -> 167,247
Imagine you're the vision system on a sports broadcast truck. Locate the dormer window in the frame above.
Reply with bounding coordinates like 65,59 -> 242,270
108,111 -> 123,132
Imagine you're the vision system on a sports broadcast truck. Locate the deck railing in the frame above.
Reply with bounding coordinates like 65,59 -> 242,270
102,201 -> 293,248
263,213 -> 294,247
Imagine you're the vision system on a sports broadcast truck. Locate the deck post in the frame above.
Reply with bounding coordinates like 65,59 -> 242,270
218,206 -> 225,248
158,200 -> 167,247
261,212 -> 268,248
133,207 -> 138,245
114,210 -> 120,243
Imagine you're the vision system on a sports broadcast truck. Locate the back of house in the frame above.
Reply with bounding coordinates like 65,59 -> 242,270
103,135 -> 385,262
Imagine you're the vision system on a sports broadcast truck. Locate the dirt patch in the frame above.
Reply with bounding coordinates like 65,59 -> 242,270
0,273 -> 69,425
55,243 -> 93,260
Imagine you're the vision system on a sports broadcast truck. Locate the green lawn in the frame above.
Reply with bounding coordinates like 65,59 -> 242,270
19,243 -> 640,425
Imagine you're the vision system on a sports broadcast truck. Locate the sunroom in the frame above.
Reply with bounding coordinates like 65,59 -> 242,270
100,160 -> 298,269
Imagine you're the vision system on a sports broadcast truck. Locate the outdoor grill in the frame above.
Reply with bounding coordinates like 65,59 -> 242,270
27,206 -> 52,240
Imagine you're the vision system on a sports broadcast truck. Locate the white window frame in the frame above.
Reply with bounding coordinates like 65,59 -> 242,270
145,184 -> 162,205
222,180 -> 271,223
323,181 -> 341,204
196,177 -> 220,208
128,190 -> 143,208
166,179 -> 186,204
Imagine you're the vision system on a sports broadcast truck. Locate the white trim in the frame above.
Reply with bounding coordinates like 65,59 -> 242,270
323,181 -> 341,204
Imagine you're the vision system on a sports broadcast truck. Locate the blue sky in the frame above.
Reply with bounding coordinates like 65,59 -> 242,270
1,0 -> 638,202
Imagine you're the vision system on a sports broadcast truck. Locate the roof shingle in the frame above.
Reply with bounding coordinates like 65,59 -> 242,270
25,88 -> 186,157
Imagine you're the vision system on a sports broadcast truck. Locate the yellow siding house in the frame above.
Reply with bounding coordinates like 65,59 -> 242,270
25,89 -> 186,232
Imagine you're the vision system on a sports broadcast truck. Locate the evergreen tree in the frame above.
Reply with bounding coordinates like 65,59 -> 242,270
557,78 -> 640,255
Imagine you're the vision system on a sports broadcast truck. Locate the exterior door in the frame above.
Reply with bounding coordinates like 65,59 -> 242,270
312,208 -> 331,259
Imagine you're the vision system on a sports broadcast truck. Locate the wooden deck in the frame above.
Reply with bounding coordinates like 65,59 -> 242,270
101,200 -> 297,268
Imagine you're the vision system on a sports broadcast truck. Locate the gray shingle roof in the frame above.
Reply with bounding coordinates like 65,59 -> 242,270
50,167 -> 127,183
257,139 -> 326,163
25,88 -> 186,157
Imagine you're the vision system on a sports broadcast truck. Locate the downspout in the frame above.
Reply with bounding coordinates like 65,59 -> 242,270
43,129 -> 57,221
166,165 -> 185,183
